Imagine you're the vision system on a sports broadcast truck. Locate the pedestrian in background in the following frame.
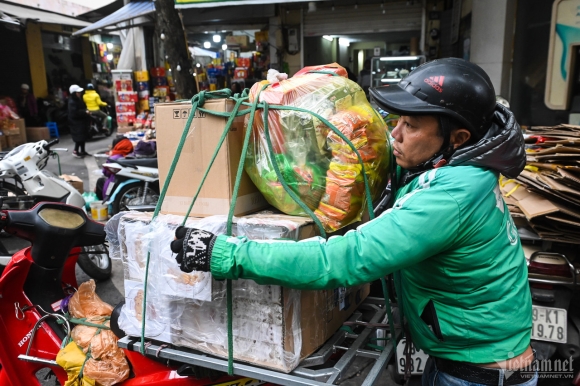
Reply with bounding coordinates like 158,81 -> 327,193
67,85 -> 90,158
83,83 -> 108,128
17,83 -> 38,125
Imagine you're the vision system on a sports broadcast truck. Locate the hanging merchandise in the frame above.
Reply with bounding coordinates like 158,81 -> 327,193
244,64 -> 391,232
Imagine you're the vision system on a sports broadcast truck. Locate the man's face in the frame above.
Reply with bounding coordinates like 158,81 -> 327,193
391,115 -> 443,169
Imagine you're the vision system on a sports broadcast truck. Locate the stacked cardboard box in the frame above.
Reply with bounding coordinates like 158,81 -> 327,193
25,127 -> 50,142
112,70 -> 137,129
109,211 -> 369,373
502,124 -> 580,243
0,118 -> 25,149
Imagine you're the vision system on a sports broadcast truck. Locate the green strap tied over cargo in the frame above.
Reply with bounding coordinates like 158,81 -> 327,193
139,82 -> 398,372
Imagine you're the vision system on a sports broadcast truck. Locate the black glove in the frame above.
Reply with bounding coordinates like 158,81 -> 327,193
170,226 -> 216,273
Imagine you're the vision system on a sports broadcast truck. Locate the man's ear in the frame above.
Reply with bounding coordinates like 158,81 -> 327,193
449,128 -> 472,149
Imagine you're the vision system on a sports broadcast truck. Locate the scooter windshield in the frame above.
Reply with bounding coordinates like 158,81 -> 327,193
4,144 -> 25,159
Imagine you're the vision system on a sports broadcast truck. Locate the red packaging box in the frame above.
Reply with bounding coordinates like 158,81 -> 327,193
150,67 -> 166,77
117,112 -> 136,125
116,102 -> 136,114
118,92 -> 138,102
115,79 -> 133,92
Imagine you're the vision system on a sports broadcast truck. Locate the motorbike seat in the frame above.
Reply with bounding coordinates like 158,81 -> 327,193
116,158 -> 158,168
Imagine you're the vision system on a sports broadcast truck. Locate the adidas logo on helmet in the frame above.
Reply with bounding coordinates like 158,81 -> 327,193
424,76 -> 445,93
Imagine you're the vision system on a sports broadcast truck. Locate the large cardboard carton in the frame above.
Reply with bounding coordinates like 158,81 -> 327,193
26,127 -> 50,142
13,118 -> 26,143
114,211 -> 369,373
6,133 -> 23,149
60,174 -> 84,194
155,100 -> 268,217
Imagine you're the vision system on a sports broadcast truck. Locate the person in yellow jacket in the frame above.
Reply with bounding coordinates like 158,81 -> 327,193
83,83 -> 108,127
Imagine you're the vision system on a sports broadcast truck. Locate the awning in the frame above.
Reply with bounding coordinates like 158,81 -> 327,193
0,2 -> 89,27
72,1 -> 155,36
176,0 -> 325,9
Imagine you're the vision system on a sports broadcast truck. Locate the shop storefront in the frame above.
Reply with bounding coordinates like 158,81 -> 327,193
301,0 -> 423,79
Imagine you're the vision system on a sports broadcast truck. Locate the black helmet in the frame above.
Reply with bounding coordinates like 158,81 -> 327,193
369,58 -> 496,138
86,83 -> 95,90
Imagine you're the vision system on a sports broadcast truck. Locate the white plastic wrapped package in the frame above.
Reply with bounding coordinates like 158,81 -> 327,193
108,211 -> 369,373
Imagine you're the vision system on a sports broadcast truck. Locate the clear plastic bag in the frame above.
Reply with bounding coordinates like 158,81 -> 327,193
115,211 -> 311,372
244,63 -> 390,232
62,280 -> 130,385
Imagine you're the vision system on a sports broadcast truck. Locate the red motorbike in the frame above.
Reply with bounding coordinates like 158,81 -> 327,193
0,202 -> 254,385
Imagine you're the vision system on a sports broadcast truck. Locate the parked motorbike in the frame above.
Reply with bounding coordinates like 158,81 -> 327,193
0,139 -> 112,280
528,250 -> 580,357
0,202 -> 253,385
102,156 -> 160,215
520,232 -> 580,383
88,105 -> 113,139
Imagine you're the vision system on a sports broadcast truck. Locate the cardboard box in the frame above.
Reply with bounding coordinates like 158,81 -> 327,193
13,118 -> 26,144
155,100 -> 268,217
60,174 -> 84,194
226,35 -> 249,48
134,70 -> 149,82
6,133 -> 23,149
25,127 -> 50,142
115,211 -> 369,373
1,125 -> 19,136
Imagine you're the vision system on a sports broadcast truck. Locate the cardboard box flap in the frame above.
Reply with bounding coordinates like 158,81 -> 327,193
528,145 -> 580,155
518,194 -> 560,218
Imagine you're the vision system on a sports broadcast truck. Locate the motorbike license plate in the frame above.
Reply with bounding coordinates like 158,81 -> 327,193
105,182 -> 115,196
397,338 -> 429,375
532,305 -> 567,343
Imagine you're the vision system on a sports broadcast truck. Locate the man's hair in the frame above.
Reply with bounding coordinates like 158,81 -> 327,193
437,115 -> 479,148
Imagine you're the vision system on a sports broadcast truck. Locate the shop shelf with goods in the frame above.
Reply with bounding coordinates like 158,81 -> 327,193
0,102 -> 26,149
90,40 -> 122,90
111,70 -> 137,131
150,66 -> 173,105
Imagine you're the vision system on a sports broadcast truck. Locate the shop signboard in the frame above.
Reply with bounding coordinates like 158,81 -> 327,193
545,0 -> 580,110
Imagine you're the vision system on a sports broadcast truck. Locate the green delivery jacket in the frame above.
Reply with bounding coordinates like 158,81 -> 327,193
210,104 -> 532,364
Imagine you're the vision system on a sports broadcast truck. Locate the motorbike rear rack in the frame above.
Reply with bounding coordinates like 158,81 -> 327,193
118,297 -> 399,386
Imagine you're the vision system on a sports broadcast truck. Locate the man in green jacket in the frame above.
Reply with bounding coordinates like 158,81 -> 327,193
171,58 -> 536,385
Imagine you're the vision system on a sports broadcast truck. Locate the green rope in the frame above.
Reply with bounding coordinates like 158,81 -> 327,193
139,90 -> 228,354
307,70 -> 340,76
182,96 -> 246,223
53,152 -> 62,176
260,101 -> 328,237
137,82 -> 395,375
59,314 -> 111,330
222,85 -> 267,374
381,277 -> 398,350
78,345 -> 92,380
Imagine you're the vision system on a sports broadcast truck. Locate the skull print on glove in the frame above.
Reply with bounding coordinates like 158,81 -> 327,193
170,226 -> 216,273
